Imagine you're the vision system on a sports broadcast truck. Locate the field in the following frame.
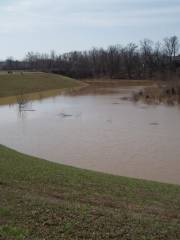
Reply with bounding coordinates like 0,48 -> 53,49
0,72 -> 81,100
0,145 -> 180,239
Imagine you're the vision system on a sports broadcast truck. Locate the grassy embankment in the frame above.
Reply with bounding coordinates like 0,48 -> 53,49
0,145 -> 180,239
0,72 -> 83,105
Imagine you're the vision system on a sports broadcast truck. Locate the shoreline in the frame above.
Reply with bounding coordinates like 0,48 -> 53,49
0,83 -> 88,106
0,78 -> 153,106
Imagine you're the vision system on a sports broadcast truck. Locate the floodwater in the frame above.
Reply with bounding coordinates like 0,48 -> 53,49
0,86 -> 180,185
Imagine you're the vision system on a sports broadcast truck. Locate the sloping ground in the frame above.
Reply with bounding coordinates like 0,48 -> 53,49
0,72 -> 81,98
0,145 -> 180,239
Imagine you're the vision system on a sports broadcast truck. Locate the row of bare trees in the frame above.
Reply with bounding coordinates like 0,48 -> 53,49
2,36 -> 180,80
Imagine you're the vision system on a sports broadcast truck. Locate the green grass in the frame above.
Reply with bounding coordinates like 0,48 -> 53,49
0,225 -> 28,240
0,145 -> 180,239
0,72 -> 80,98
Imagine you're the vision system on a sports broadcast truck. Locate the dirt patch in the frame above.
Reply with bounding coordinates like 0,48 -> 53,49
83,79 -> 153,87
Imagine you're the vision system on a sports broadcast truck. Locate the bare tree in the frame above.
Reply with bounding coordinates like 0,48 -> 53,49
140,39 -> 154,78
164,36 -> 179,64
2,36 -> 180,81
123,43 -> 138,79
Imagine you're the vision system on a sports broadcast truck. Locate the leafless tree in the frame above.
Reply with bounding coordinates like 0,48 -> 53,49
2,36 -> 180,81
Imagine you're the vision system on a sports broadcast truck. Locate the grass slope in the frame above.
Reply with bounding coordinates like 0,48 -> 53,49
0,145 -> 180,239
0,72 -> 80,98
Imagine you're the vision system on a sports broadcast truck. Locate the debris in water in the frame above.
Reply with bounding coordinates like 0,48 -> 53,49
107,119 -> 112,123
20,109 -> 36,112
150,122 -> 159,126
58,113 -> 73,118
120,96 -> 130,101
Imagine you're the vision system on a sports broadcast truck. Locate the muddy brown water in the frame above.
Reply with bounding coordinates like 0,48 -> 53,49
1,86 -> 180,185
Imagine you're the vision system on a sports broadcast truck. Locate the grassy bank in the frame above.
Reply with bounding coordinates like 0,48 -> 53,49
0,145 -> 180,239
0,72 -> 82,104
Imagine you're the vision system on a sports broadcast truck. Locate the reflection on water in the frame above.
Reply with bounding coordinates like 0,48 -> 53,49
17,102 -> 34,120
1,86 -> 180,184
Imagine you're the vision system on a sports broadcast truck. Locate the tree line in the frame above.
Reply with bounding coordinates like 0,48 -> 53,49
2,36 -> 180,80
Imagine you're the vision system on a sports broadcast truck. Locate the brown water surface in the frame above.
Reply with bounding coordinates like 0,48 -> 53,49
1,85 -> 180,184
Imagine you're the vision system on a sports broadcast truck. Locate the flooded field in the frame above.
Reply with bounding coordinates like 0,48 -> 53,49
1,85 -> 180,184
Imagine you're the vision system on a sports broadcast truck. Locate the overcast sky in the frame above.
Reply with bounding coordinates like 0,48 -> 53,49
0,0 -> 179,59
